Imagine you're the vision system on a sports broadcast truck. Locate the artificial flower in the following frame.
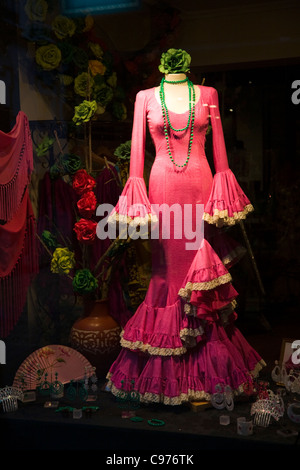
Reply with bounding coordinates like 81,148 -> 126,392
83,15 -> 94,32
77,191 -> 97,218
57,42 -> 75,64
36,136 -> 54,157
72,269 -> 98,295
93,83 -> 113,107
61,153 -> 83,175
52,15 -> 76,40
51,247 -> 76,274
72,169 -> 96,195
158,48 -> 191,74
24,0 -> 48,22
96,104 -> 106,115
88,42 -> 104,59
89,60 -> 106,77
58,74 -> 74,86
114,140 -> 131,161
72,47 -> 89,69
74,218 -> 97,244
35,43 -> 61,71
41,230 -> 58,250
74,72 -> 94,97
107,72 -> 117,88
72,100 -> 97,126
49,164 -> 61,179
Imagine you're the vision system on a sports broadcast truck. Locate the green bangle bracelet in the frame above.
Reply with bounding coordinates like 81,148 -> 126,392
147,418 -> 165,426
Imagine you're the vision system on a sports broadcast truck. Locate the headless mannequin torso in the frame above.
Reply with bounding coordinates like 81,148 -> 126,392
155,73 -> 201,114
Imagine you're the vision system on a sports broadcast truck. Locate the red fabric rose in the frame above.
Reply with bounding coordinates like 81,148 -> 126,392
77,191 -> 97,218
74,218 -> 97,244
72,169 -> 96,195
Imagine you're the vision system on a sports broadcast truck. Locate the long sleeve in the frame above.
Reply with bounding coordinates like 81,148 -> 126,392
203,87 -> 254,227
108,91 -> 157,226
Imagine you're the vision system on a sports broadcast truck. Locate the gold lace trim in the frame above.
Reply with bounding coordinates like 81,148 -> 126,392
183,299 -> 237,321
108,211 -> 158,227
120,331 -> 187,356
106,358 -> 267,405
203,204 -> 254,226
178,272 -> 232,300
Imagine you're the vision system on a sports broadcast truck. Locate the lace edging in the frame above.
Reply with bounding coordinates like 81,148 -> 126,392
203,204 -> 254,226
108,212 -> 158,227
178,272 -> 232,300
106,359 -> 266,405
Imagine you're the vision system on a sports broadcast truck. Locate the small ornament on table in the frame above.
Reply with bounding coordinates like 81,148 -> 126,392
250,389 -> 284,427
0,386 -> 23,413
211,383 -> 234,411
116,379 -> 140,418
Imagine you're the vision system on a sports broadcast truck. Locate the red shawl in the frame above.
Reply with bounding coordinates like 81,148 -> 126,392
0,112 -> 38,338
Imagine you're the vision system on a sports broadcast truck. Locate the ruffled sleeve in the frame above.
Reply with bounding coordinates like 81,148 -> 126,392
108,90 -> 157,227
203,87 -> 254,227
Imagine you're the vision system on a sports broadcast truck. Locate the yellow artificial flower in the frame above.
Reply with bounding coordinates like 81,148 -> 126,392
50,247 -> 76,274
74,72 -> 94,97
52,15 -> 76,40
24,0 -> 48,22
83,15 -> 94,32
35,44 -> 61,71
89,59 -> 106,76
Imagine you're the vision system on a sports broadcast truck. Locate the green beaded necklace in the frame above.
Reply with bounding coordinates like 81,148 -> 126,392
159,76 -> 195,168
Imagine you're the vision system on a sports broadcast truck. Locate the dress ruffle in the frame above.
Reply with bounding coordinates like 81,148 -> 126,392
203,169 -> 254,226
120,298 -> 205,356
178,239 -> 238,323
107,321 -> 266,406
108,176 -> 158,226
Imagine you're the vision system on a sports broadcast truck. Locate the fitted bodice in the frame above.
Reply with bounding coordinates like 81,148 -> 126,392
146,86 -> 209,168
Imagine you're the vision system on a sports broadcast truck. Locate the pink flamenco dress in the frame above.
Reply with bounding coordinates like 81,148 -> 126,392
106,85 -> 266,405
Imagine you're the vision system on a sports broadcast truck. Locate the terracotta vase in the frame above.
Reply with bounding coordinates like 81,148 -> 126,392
70,299 -> 121,378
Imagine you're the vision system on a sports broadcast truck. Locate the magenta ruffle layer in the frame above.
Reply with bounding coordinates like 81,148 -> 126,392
120,298 -> 205,354
204,169 -> 254,224
108,176 -> 156,222
108,321 -> 264,405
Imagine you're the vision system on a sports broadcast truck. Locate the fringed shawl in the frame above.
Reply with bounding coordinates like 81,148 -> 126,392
0,112 -> 38,338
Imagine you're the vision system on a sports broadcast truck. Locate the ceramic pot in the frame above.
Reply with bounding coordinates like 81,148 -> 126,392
70,299 -> 121,377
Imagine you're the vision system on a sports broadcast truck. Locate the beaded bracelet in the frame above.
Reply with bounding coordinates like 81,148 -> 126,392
147,418 -> 165,426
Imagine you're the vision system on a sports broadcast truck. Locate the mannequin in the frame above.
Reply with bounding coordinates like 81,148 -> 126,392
106,49 -> 265,406
155,73 -> 201,114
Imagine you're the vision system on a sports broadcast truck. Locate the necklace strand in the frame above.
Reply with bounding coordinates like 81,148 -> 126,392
159,77 -> 195,168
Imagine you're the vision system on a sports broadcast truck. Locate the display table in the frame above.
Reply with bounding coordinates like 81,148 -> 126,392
0,382 -> 299,452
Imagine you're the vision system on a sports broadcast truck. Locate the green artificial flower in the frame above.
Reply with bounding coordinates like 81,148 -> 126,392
72,100 -> 97,126
41,230 -> 58,250
51,247 -> 76,274
93,83 -> 113,107
107,72 -> 117,88
24,0 -> 48,22
57,42 -> 75,64
35,44 -> 61,71
72,269 -> 98,295
114,140 -> 131,161
158,48 -> 191,74
74,72 -> 94,97
72,47 -> 89,69
88,42 -> 104,59
36,136 -> 54,157
52,15 -> 76,40
58,74 -> 74,86
112,101 -> 127,121
49,164 -> 61,180
61,153 -> 83,175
